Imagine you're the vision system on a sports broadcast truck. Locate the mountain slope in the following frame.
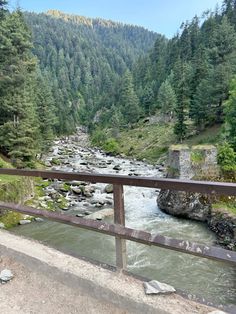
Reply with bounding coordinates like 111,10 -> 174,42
24,10 -> 158,133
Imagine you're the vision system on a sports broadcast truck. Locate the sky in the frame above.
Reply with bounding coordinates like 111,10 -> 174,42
8,0 -> 223,38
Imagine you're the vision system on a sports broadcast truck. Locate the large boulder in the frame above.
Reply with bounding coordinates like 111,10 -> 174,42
157,145 -> 218,222
208,208 -> 236,250
157,190 -> 211,221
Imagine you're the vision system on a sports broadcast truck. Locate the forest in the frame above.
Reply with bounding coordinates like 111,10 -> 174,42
0,0 -> 236,169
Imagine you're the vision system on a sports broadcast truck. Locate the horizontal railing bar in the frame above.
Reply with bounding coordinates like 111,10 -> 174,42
0,168 -> 236,196
0,201 -> 235,265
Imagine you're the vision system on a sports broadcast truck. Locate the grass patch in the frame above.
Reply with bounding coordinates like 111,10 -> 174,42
0,211 -> 23,228
0,156 -> 36,227
117,122 -> 175,163
91,122 -> 222,164
212,201 -> 236,215
184,125 -> 221,146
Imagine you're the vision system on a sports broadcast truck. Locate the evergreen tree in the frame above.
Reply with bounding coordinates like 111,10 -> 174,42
35,70 -> 58,151
173,60 -> 192,141
0,8 -> 40,166
141,83 -> 155,115
157,79 -> 176,120
119,71 -> 141,124
224,77 -> 236,150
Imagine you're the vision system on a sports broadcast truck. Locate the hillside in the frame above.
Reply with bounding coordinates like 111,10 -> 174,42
1,1 -> 236,169
23,10 -> 158,133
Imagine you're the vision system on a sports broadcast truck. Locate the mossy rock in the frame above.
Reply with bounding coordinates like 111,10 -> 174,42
170,145 -> 189,151
51,158 -> 61,165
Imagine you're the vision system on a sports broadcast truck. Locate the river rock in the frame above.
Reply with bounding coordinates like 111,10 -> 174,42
85,208 -> 113,220
95,203 -> 103,208
76,214 -> 84,218
34,217 -> 44,222
67,181 -> 83,186
157,190 -> 211,221
0,269 -> 14,282
104,184 -> 113,193
19,219 -> 31,225
113,165 -> 121,171
82,186 -> 94,197
58,184 -> 70,192
84,210 -> 92,215
71,187 -> 82,194
143,280 -> 176,295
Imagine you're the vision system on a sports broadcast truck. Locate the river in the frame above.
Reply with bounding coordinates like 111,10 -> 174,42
11,131 -> 236,307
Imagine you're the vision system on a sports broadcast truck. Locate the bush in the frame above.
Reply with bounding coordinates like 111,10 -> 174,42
91,128 -> 106,146
0,159 -> 4,168
102,138 -> 119,155
217,143 -> 236,172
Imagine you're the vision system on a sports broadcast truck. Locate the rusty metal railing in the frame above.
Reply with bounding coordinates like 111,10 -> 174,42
0,168 -> 236,269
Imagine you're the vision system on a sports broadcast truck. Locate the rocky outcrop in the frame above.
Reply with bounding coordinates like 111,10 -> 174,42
158,190 -> 210,221
157,145 -> 217,221
208,208 -> 236,250
157,145 -> 236,250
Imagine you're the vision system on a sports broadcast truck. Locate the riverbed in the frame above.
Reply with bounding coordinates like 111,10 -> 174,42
11,131 -> 236,306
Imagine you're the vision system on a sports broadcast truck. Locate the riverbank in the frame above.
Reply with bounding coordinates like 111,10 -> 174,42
0,157 -> 35,228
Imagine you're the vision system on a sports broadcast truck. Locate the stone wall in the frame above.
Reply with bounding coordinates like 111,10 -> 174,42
157,145 -> 219,222
166,144 -> 218,180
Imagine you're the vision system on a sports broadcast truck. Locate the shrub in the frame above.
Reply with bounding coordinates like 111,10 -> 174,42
0,159 -> 4,168
91,128 -> 106,146
217,143 -> 236,172
103,138 -> 119,155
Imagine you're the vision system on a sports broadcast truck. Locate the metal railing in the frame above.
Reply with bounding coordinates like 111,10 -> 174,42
0,168 -> 235,269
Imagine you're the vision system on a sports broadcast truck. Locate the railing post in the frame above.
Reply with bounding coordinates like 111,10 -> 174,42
113,184 -> 127,270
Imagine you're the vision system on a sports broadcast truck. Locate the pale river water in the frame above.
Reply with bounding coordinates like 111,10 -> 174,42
11,136 -> 236,307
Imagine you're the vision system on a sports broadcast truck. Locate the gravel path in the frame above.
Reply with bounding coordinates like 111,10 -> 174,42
0,256 -> 127,314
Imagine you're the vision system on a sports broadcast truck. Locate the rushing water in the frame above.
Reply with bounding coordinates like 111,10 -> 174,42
11,135 -> 236,306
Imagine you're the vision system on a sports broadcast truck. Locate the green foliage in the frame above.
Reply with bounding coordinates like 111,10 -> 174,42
119,71 -> 141,124
217,143 -> 236,171
212,201 -> 236,215
0,212 -> 23,228
91,128 -> 107,146
51,158 -> 61,165
24,10 -> 157,131
157,79 -> 176,117
102,138 -> 119,155
224,77 -> 236,150
191,150 -> 205,164
2,2 -> 236,165
131,4 -> 236,145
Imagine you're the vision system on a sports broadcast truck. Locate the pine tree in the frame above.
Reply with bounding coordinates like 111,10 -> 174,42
35,70 -> 58,151
0,8 -> 40,166
157,79 -> 176,121
119,71 -> 141,124
224,77 -> 236,150
173,60 -> 192,141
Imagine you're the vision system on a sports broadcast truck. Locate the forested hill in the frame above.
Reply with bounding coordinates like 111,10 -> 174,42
23,10 -> 158,133
1,1 -> 236,169
131,0 -> 236,142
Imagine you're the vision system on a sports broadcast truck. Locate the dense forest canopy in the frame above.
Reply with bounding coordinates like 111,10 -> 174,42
0,0 -> 236,167
24,10 -> 158,134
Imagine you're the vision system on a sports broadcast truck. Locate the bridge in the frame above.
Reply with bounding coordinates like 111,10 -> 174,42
0,168 -> 235,313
